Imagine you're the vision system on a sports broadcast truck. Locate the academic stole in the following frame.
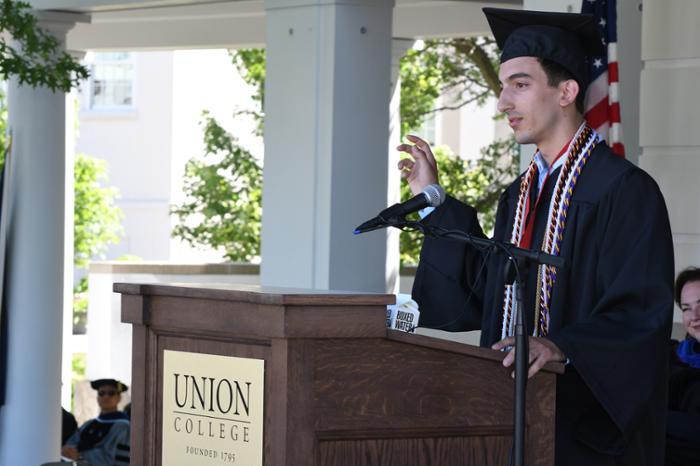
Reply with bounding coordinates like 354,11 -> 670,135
501,123 -> 599,339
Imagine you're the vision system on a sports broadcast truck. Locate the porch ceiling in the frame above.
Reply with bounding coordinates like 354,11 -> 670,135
28,0 -> 520,50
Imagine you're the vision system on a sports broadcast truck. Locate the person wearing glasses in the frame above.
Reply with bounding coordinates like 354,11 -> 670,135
61,378 -> 130,466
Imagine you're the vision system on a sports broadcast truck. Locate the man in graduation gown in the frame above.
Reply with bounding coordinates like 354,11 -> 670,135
397,8 -> 674,466
61,378 -> 131,466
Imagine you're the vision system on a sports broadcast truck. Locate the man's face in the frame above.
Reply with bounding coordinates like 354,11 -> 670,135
680,280 -> 700,341
497,56 -> 562,146
96,385 -> 121,413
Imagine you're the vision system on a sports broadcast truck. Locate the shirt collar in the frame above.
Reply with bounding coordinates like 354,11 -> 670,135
534,141 -> 568,175
533,151 -> 566,192
532,122 -> 587,190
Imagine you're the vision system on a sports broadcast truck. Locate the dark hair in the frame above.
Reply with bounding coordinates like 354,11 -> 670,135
537,58 -> 585,115
675,267 -> 700,306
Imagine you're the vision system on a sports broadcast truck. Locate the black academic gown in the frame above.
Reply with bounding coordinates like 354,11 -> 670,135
412,143 -> 674,466
666,339 -> 700,466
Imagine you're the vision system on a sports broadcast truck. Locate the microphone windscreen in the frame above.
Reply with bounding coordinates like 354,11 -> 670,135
423,184 -> 446,207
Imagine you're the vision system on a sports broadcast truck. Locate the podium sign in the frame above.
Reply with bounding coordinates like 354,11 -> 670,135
162,350 -> 264,466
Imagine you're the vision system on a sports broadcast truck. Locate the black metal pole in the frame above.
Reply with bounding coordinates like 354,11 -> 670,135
513,277 -> 528,466
503,258 -> 528,466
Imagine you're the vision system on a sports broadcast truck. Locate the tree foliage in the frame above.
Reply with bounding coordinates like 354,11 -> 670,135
400,37 -> 501,137
175,39 -> 518,266
231,48 -> 266,133
399,140 -> 519,264
0,85 -> 6,167
171,49 -> 265,262
398,37 -> 519,264
1,0 -> 89,92
171,113 -> 263,262
74,153 -> 123,269
73,153 -> 123,329
232,49 -> 266,105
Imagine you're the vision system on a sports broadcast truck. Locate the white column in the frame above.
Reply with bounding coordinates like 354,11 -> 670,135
0,12 -> 87,466
261,0 -> 395,292
62,81 -> 81,410
525,0 -> 581,11
639,0 -> 700,335
387,39 -> 413,293
616,0 -> 642,164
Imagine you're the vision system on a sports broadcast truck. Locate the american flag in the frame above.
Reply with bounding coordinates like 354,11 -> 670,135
581,0 -> 625,156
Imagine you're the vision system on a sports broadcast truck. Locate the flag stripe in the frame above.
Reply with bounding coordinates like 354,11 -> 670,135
585,98 -> 610,130
608,62 -> 619,83
609,122 -> 623,142
611,142 -> 625,155
609,102 -> 621,123
585,73 -> 608,111
608,82 -> 619,103
582,0 -> 625,157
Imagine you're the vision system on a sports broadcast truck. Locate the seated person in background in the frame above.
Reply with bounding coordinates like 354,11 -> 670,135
61,407 -> 78,446
61,379 -> 130,466
666,267 -> 700,465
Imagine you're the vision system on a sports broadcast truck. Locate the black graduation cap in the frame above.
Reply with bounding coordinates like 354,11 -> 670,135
90,378 -> 128,393
483,7 -> 604,87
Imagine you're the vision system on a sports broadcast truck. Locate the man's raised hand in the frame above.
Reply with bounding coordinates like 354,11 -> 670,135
397,134 -> 439,196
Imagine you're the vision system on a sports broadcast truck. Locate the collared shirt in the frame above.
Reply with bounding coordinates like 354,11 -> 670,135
533,150 -> 567,194
419,205 -> 435,218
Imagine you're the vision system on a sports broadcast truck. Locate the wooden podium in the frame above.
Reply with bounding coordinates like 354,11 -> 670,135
116,283 -> 561,466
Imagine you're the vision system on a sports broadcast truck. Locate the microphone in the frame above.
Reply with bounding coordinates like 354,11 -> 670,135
354,184 -> 446,234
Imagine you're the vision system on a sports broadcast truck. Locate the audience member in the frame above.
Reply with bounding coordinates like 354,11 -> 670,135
61,379 -> 130,466
666,267 -> 700,465
61,407 -> 78,446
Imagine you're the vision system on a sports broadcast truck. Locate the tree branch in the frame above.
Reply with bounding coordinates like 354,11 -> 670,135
452,38 -> 501,97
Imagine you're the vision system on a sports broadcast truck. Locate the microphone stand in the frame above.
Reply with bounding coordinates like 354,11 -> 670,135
506,258 -> 528,466
390,219 -> 564,466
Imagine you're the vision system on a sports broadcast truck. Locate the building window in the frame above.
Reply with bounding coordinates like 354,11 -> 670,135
88,52 -> 134,109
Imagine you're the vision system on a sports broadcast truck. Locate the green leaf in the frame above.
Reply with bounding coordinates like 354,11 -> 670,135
73,153 -> 124,269
1,0 -> 89,92
397,37 -> 518,265
171,111 -> 263,262
399,141 -> 519,265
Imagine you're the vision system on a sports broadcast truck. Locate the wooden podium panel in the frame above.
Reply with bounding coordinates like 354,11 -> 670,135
116,283 -> 561,466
